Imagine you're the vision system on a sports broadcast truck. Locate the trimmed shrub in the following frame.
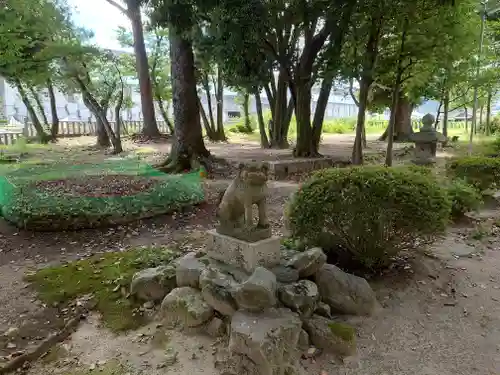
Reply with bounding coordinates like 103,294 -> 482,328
286,166 -> 451,271
446,156 -> 500,191
445,179 -> 483,218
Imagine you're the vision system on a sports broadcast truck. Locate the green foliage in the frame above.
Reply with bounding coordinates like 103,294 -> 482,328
445,179 -> 483,218
0,160 -> 205,230
26,246 -> 180,331
228,117 -> 256,134
286,166 -> 451,271
446,156 -> 500,190
328,322 -> 356,343
489,117 -> 500,135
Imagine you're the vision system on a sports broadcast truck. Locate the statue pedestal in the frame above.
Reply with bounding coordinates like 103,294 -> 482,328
206,229 -> 281,272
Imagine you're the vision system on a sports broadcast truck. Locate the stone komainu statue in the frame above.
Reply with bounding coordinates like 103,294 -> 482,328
216,161 -> 271,242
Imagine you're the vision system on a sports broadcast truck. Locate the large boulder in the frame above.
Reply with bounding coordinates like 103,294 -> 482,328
130,265 -> 176,302
278,280 -> 319,318
199,267 -> 238,317
314,264 -> 380,316
220,308 -> 304,375
302,315 -> 356,356
287,248 -> 327,278
176,255 -> 206,288
161,287 -> 214,328
232,267 -> 277,312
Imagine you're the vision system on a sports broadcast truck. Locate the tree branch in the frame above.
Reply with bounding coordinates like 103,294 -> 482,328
105,0 -> 128,16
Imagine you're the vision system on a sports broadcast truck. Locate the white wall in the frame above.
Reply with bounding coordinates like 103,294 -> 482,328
0,77 -> 359,125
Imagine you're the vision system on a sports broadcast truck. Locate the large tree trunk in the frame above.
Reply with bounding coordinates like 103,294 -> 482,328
486,89 -> 492,135
255,91 -> 270,148
82,93 -> 110,147
47,79 -> 59,140
294,78 -> 316,157
128,3 -> 160,137
352,78 -> 370,165
379,95 -> 413,141
312,78 -> 333,150
157,31 -> 210,172
215,66 -> 226,140
16,81 -> 49,143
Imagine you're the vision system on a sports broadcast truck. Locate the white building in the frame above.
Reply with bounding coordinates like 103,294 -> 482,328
0,76 -> 358,125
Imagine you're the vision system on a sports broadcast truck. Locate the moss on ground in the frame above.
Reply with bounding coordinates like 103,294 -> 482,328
328,321 -> 356,343
25,246 -> 179,332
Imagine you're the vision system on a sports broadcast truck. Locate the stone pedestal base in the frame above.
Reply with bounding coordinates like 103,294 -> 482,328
206,229 -> 281,272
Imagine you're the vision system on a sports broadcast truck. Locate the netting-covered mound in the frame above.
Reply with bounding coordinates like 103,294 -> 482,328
0,159 -> 205,230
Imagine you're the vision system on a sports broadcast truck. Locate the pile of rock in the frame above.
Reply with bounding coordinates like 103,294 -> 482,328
130,246 -> 380,375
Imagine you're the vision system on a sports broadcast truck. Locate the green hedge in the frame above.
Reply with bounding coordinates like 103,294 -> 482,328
446,156 -> 500,191
0,160 -> 205,230
286,166 -> 451,271
444,179 -> 483,218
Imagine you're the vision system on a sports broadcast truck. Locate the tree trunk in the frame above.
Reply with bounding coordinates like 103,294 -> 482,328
434,100 -> 442,130
294,78 -> 316,157
29,88 -> 49,128
264,84 -> 275,120
243,91 -> 252,132
312,78 -> 333,150
379,95 -> 413,141
280,97 -> 294,148
203,75 -> 217,135
255,91 -> 270,148
479,105 -> 484,132
216,66 -> 226,140
270,70 -> 288,148
385,17 -> 408,166
464,107 -> 469,132
352,78 -> 370,165
47,79 -> 59,140
128,3 -> 160,137
443,89 -> 449,140
156,94 -> 174,134
96,116 -> 111,147
157,30 -> 210,172
16,81 -> 49,143
199,96 -> 215,139
112,84 -> 124,154
486,89 -> 492,135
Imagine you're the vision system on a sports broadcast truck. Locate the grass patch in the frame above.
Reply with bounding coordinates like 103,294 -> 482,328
25,246 -> 180,332
328,322 -> 356,343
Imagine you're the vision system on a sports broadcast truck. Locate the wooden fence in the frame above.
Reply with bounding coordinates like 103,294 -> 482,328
0,120 -> 172,146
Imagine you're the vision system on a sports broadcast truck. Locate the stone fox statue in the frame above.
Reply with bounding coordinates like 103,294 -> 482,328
217,162 -> 270,233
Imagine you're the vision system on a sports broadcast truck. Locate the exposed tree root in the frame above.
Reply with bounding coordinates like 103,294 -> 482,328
0,314 -> 86,374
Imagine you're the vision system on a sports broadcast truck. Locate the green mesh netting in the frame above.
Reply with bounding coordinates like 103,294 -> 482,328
0,159 -> 205,230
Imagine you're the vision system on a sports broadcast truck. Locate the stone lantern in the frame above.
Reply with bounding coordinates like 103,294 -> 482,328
409,113 -> 447,165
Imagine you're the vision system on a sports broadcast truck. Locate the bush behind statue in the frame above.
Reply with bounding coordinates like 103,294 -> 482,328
286,166 -> 451,271
446,156 -> 500,191
445,179 -> 483,218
